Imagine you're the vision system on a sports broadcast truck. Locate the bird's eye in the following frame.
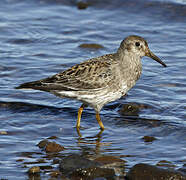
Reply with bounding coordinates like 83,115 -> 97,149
135,42 -> 140,47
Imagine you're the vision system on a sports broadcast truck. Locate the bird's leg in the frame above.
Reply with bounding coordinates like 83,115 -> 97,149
76,104 -> 85,129
96,112 -> 104,130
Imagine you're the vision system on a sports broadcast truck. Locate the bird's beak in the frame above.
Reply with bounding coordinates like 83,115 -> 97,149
146,49 -> 167,67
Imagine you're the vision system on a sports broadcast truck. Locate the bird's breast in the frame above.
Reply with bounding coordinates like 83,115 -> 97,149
119,56 -> 142,90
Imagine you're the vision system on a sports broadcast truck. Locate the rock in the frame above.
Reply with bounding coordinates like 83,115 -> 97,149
45,142 -> 65,153
94,155 -> 126,177
37,139 -> 64,153
28,166 -> 40,174
77,1 -> 89,9
119,103 -> 140,116
37,139 -> 49,149
142,136 -> 157,142
59,154 -> 101,174
126,163 -> 186,180
59,154 -> 116,179
16,159 -> 24,162
71,167 -> 115,179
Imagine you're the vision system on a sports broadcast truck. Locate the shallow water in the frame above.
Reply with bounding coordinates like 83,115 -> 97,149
0,0 -> 186,179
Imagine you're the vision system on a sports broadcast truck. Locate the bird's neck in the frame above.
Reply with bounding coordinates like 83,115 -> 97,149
117,49 -> 141,68
117,50 -> 142,89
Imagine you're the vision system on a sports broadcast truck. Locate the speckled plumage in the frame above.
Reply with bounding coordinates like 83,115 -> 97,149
16,35 -> 166,130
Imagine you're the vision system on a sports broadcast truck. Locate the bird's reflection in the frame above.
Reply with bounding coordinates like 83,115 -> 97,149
76,127 -> 112,155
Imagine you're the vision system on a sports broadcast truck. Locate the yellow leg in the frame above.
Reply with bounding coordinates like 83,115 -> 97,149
96,112 -> 104,130
76,104 -> 84,129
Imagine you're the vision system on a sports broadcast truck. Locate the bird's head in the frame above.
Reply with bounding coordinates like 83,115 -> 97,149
118,35 -> 167,67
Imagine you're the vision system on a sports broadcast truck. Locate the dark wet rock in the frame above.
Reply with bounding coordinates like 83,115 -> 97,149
119,102 -> 151,116
79,43 -> 104,49
70,167 -> 115,179
142,136 -> 157,142
119,103 -> 140,116
37,139 -> 49,149
77,1 -> 89,9
45,142 -> 65,153
28,166 -> 40,174
126,163 -> 186,180
59,154 -> 115,179
59,154 -> 101,174
94,156 -> 126,177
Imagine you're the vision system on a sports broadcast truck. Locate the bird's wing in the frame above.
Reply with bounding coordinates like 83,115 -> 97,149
17,54 -> 117,92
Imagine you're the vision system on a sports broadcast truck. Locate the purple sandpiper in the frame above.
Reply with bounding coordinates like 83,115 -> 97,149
16,35 -> 167,130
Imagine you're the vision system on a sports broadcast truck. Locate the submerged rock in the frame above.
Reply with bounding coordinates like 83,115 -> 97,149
126,163 -> 186,180
79,43 -> 104,49
142,136 -> 157,142
119,103 -> 140,116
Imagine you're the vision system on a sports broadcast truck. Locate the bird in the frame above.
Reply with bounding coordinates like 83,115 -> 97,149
16,35 -> 167,130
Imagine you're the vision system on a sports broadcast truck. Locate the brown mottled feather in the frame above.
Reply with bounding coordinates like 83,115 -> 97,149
16,54 -> 117,91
